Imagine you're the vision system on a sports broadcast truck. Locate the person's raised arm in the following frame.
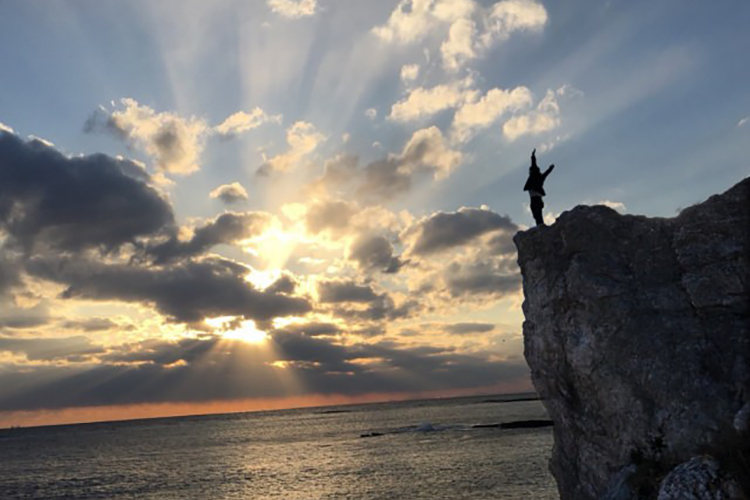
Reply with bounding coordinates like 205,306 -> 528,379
543,164 -> 555,178
531,148 -> 538,168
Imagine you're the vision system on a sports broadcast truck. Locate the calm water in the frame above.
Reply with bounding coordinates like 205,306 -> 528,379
0,394 -> 559,499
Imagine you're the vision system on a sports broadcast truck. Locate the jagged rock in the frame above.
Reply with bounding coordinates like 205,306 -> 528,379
657,456 -> 745,500
514,178 -> 750,500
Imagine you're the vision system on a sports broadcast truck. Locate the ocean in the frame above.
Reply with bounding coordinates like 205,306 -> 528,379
0,394 -> 559,499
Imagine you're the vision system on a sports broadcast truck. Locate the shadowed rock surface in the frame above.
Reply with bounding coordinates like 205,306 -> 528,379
514,178 -> 750,500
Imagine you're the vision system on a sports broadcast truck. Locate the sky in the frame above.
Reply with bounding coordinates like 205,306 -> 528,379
0,0 -> 748,428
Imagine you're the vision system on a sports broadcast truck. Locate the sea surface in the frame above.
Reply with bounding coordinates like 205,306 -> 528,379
0,393 -> 559,499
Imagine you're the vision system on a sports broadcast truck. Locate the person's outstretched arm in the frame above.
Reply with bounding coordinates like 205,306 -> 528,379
542,164 -> 555,179
531,148 -> 538,168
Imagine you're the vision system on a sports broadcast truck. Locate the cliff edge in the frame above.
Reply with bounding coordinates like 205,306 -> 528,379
514,178 -> 750,500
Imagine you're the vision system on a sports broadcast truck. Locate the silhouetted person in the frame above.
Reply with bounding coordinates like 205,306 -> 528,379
523,149 -> 555,226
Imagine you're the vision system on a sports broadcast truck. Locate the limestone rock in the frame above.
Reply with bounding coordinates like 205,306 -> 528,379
657,456 -> 745,500
514,178 -> 750,500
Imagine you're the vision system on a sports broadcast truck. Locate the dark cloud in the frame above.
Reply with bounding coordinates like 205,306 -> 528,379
309,129 -> 460,202
348,234 -> 405,274
444,261 -> 521,297
317,279 -> 380,303
146,211 -> 271,264
264,274 -> 297,295
487,231 -> 517,256
209,182 -> 249,205
358,158 -> 414,200
26,255 -> 312,323
316,279 -> 417,322
272,321 -> 341,337
61,318 -> 118,332
357,126 -> 461,200
411,208 -> 517,255
305,199 -> 357,235
0,335 -> 104,361
101,336 -> 219,366
271,331 -> 358,372
0,301 -> 51,329
152,124 -> 182,165
331,298 -> 418,323
83,110 -> 127,140
84,100 -> 206,175
0,332 -> 530,411
312,154 -> 359,190
0,255 -> 22,296
443,322 -> 496,335
0,130 -> 173,254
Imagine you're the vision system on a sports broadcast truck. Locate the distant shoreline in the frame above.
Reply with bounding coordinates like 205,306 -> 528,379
0,390 -> 541,432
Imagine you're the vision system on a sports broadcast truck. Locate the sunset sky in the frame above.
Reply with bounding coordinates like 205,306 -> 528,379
1,0 -> 748,428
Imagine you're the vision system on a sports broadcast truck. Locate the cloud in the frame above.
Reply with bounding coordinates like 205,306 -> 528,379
214,108 -> 281,136
308,154 -> 359,194
359,126 -> 463,199
0,335 -> 104,362
441,18 -> 477,71
389,77 -> 476,122
0,129 -> 173,254
444,322 -> 496,334
451,86 -> 533,142
443,260 -> 520,297
26,255 -> 311,324
375,0 -> 547,71
400,126 -> 463,178
400,64 -> 420,84
316,279 -> 417,323
310,129 -> 462,202
272,321 -> 341,337
0,301 -> 51,330
502,88 -> 561,141
257,121 -> 325,176
85,99 -> 208,175
410,207 -> 517,255
0,255 -> 23,296
347,234 -> 405,274
264,274 -> 298,295
365,108 -> 378,120
317,279 -> 380,304
305,199 -> 358,235
373,0 -> 476,44
597,200 -> 627,213
267,0 -> 317,18
0,330 -> 531,411
479,0 -> 548,48
738,117 -> 749,128
209,182 -> 249,205
61,318 -> 119,332
146,211 -> 272,264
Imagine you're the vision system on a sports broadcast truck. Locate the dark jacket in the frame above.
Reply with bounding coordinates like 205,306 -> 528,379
524,165 -> 554,196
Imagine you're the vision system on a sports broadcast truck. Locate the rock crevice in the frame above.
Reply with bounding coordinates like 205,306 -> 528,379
514,178 -> 749,500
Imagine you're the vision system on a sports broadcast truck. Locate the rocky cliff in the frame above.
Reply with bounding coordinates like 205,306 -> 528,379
514,178 -> 749,500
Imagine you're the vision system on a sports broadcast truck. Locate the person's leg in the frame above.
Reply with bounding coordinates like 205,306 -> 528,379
531,197 -> 545,226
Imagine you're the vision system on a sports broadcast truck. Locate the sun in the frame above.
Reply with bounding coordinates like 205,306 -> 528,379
224,323 -> 268,343
205,316 -> 268,344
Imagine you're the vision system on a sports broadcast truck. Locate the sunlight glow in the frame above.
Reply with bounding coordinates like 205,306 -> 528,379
245,269 -> 283,289
242,224 -> 311,270
205,316 -> 268,344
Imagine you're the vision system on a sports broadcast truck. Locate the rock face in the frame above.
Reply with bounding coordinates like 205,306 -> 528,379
514,178 -> 750,500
